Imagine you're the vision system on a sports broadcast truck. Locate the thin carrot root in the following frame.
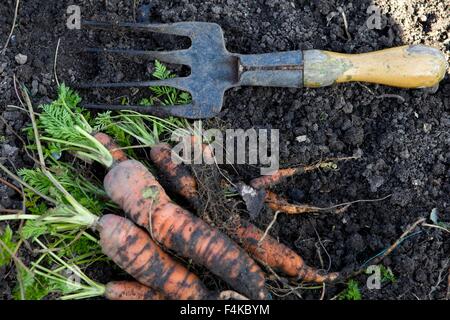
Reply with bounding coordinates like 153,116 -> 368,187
236,220 -> 339,283
104,160 -> 268,300
93,132 -> 128,164
146,140 -> 338,283
150,143 -> 200,208
104,281 -> 166,300
249,157 -> 354,190
97,214 -> 211,300
265,191 -> 322,214
249,164 -> 321,189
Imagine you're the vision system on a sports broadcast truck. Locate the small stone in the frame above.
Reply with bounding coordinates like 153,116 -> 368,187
31,80 -> 39,96
367,175 -> 385,192
343,103 -> 353,114
353,148 -> 363,158
295,135 -> 308,143
400,149 -> 410,159
0,62 -> 7,74
15,53 -> 28,65
423,123 -> 432,133
419,15 -> 427,22
211,6 -> 222,14
1,144 -> 19,158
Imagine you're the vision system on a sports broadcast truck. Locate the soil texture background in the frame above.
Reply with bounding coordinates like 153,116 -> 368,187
0,0 -> 449,300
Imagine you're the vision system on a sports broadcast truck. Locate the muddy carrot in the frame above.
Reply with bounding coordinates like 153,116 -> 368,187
98,214 -> 212,300
264,190 -> 322,214
142,140 -> 336,282
250,166 -> 317,190
103,160 -> 268,300
150,142 -> 200,208
104,281 -> 166,300
149,136 -> 214,208
250,157 -> 356,189
235,220 -> 339,283
95,133 -> 337,284
93,132 -> 128,164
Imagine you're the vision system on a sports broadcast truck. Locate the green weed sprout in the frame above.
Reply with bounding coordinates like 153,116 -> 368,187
144,60 -> 192,107
0,225 -> 16,267
338,279 -> 362,300
379,265 -> 396,284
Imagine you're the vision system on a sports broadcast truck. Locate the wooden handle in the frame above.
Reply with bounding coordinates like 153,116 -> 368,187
303,45 -> 448,88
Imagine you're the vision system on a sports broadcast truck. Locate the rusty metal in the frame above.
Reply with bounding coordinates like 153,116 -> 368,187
79,20 -> 304,119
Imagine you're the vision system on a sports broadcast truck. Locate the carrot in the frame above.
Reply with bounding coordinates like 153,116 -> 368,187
250,157 -> 356,189
143,142 -> 338,283
264,190 -> 322,214
98,214 -> 212,300
104,281 -> 166,300
31,237 -> 168,301
147,140 -> 321,214
250,166 -> 317,190
104,160 -> 268,300
93,132 -> 128,164
235,220 -> 339,283
150,142 -> 200,208
105,281 -> 249,301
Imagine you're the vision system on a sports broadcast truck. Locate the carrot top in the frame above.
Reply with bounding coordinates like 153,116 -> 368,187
36,84 -> 114,168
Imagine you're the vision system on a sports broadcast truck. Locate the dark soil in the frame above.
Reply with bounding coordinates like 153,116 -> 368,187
1,0 -> 449,300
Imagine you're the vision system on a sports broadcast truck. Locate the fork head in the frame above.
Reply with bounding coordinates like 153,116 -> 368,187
80,21 -> 239,119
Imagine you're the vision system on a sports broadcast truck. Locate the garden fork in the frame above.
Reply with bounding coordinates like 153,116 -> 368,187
80,20 -> 447,119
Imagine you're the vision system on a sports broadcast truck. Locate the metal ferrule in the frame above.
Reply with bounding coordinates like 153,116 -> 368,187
237,51 -> 303,88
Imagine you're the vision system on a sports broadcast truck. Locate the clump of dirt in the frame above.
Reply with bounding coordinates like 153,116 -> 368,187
1,0 -> 449,300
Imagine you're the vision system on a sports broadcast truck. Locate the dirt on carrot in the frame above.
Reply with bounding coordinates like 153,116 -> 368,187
98,214 -> 212,300
103,160 -> 268,300
104,281 -> 166,300
191,163 -> 339,284
235,220 -> 339,283
150,143 -> 200,209
93,132 -> 128,164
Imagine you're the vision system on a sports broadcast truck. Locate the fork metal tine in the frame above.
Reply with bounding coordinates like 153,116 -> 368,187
84,48 -> 191,65
82,20 -> 194,37
78,78 -> 191,91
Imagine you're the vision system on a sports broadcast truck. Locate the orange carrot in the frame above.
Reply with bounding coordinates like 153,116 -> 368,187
96,134 -> 336,287
264,191 -> 322,214
104,281 -> 166,300
97,214 -> 211,300
249,166 -> 317,190
93,132 -> 128,164
145,142 -> 338,283
236,220 -> 339,283
149,136 -> 215,207
150,143 -> 200,208
103,160 -> 268,300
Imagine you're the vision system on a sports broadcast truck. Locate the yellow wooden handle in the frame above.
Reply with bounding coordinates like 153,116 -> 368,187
303,45 -> 448,88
